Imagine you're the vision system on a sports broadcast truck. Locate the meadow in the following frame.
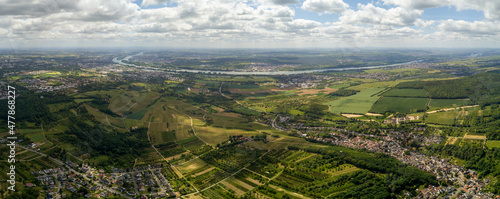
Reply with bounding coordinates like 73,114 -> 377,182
370,97 -> 429,114
425,110 -> 459,125
325,87 -> 386,114
486,140 -> 500,149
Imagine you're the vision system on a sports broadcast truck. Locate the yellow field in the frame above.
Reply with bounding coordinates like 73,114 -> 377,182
176,158 -> 210,175
45,71 -> 61,75
463,134 -> 487,140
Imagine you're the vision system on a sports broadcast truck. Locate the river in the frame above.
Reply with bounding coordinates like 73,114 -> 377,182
112,53 -> 421,75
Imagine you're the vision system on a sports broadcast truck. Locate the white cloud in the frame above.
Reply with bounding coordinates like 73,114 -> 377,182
301,0 -> 349,14
76,0 -> 139,21
340,3 -> 422,26
0,0 -> 499,48
384,0 -> 500,21
437,20 -> 500,35
141,0 -> 176,7
452,0 -> 500,21
383,0 -> 449,10
269,0 -> 300,5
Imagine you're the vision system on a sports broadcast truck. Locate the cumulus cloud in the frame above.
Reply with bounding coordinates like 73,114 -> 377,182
0,0 -> 78,16
269,0 -> 300,5
0,0 -> 139,21
437,20 -> 500,35
301,0 -> 349,14
340,3 -> 422,26
76,0 -> 139,21
452,0 -> 500,21
383,0 -> 449,10
0,0 -> 499,48
384,0 -> 500,21
141,0 -> 176,7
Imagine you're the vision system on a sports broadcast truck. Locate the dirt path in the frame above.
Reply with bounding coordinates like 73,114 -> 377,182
426,105 -> 479,114
113,99 -> 132,112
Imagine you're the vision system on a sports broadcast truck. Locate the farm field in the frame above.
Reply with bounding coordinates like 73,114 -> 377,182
382,88 -> 428,97
325,87 -> 387,114
429,99 -> 471,107
176,158 -> 211,176
425,110 -> 458,125
370,97 -> 429,114
486,140 -> 500,149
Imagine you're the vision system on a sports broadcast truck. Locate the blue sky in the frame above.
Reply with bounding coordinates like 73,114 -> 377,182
0,0 -> 499,48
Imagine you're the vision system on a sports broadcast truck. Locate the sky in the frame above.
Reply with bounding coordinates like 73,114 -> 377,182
1,0 -> 499,49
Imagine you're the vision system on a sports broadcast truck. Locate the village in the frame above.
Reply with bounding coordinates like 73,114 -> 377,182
280,120 -> 496,199
26,159 -> 175,199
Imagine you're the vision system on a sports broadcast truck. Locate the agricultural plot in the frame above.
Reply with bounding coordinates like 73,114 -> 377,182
325,87 -> 387,115
123,119 -> 146,129
323,164 -> 360,176
200,146 -> 266,173
156,142 -> 186,158
429,99 -> 471,107
348,80 -> 406,91
221,177 -> 256,196
425,110 -> 459,125
26,133 -> 45,143
382,88 -> 428,98
196,114 -> 269,146
244,137 -> 324,151
247,149 -> 293,178
74,98 -> 93,103
127,107 -> 151,120
84,104 -> 108,124
135,151 -> 165,166
370,97 -> 429,114
83,104 -> 128,131
234,169 -> 265,187
487,140 -> 500,149
176,158 -> 211,176
47,102 -> 76,112
251,185 -> 302,199
189,168 -> 231,190
107,91 -> 161,114
178,137 -> 210,155
145,101 -> 201,145
201,184 -> 238,199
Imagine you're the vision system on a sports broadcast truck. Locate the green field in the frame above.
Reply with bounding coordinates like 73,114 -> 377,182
383,89 -> 428,98
325,87 -> 386,114
74,99 -> 93,103
425,111 -> 458,125
176,158 -> 211,175
486,140 -> 500,149
429,99 -> 471,107
370,97 -> 429,114
20,129 -> 43,133
26,133 -> 45,143
127,108 -> 151,120
162,131 -> 177,143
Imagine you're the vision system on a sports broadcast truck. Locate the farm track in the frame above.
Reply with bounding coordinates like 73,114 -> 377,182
426,105 -> 478,114
113,99 -> 132,112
